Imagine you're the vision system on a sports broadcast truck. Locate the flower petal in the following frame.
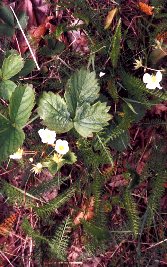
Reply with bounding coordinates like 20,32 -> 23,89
143,73 -> 151,83
38,128 -> 56,145
157,83 -> 162,89
155,71 -> 162,82
99,72 -> 105,77
146,82 -> 156,90
55,139 -> 69,155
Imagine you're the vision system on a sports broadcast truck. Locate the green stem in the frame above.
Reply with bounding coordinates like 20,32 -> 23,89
24,114 -> 39,127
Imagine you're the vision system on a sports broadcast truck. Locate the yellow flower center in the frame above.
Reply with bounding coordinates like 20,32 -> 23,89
59,145 -> 65,151
151,75 -> 157,82
53,153 -> 63,163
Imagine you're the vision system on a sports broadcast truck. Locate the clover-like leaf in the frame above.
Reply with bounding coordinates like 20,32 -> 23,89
0,24 -> 14,37
0,80 -> 17,100
0,113 -> 24,162
0,4 -> 14,26
1,53 -> 24,80
63,151 -> 77,164
9,85 -> 35,128
14,59 -> 35,78
38,92 -> 73,133
65,69 -> 100,117
74,102 -> 112,137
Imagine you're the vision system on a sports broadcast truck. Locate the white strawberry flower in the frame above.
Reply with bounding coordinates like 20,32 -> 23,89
55,139 -> 69,155
134,57 -> 143,70
38,128 -> 56,145
99,72 -> 105,77
143,71 -> 162,89
10,148 -> 23,160
31,163 -> 43,174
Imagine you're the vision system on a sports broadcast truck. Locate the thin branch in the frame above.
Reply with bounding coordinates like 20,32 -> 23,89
9,6 -> 40,71
145,239 -> 167,251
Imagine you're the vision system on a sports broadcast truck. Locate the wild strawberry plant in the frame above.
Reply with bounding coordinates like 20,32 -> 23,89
0,1 -> 167,266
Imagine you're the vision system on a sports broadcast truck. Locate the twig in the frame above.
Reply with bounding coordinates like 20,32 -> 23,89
15,35 -> 21,55
28,208 -> 34,267
9,6 -> 40,71
0,251 -> 15,267
57,56 -> 75,71
108,240 -> 125,259
145,239 -> 167,251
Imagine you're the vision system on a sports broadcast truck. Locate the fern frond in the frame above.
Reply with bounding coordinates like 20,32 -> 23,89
121,70 -> 167,104
146,89 -> 167,102
84,171 -> 109,251
123,189 -> 139,238
92,174 -> 108,231
77,139 -> 99,168
34,187 -> 76,217
106,116 -> 131,143
92,172 -> 102,205
146,172 -> 166,226
95,134 -> 113,166
78,138 -> 110,168
121,71 -> 150,107
29,175 -> 69,197
49,216 -> 72,261
22,219 -> 48,243
142,142 -> 166,226
0,179 -> 38,207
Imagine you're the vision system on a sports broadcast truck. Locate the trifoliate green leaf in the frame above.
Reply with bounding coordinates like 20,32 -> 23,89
0,4 -> 14,26
65,69 -> 100,117
63,151 -> 77,164
38,92 -> 73,133
14,59 -> 35,78
0,24 -> 14,37
0,113 -> 24,162
0,80 -> 17,100
74,102 -> 112,137
1,53 -> 24,80
9,85 -> 35,128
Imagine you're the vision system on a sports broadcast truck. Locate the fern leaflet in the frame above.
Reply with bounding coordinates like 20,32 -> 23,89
49,216 -> 72,260
34,187 -> 76,217
123,189 -> 139,238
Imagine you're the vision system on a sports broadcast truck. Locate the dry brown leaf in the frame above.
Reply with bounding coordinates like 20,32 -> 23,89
74,197 -> 94,225
152,103 -> 167,115
0,213 -> 17,236
156,31 -> 167,42
29,16 -> 55,45
138,2 -> 154,16
68,19 -> 89,55
14,0 -> 50,54
104,7 -> 118,30
29,24 -> 47,44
